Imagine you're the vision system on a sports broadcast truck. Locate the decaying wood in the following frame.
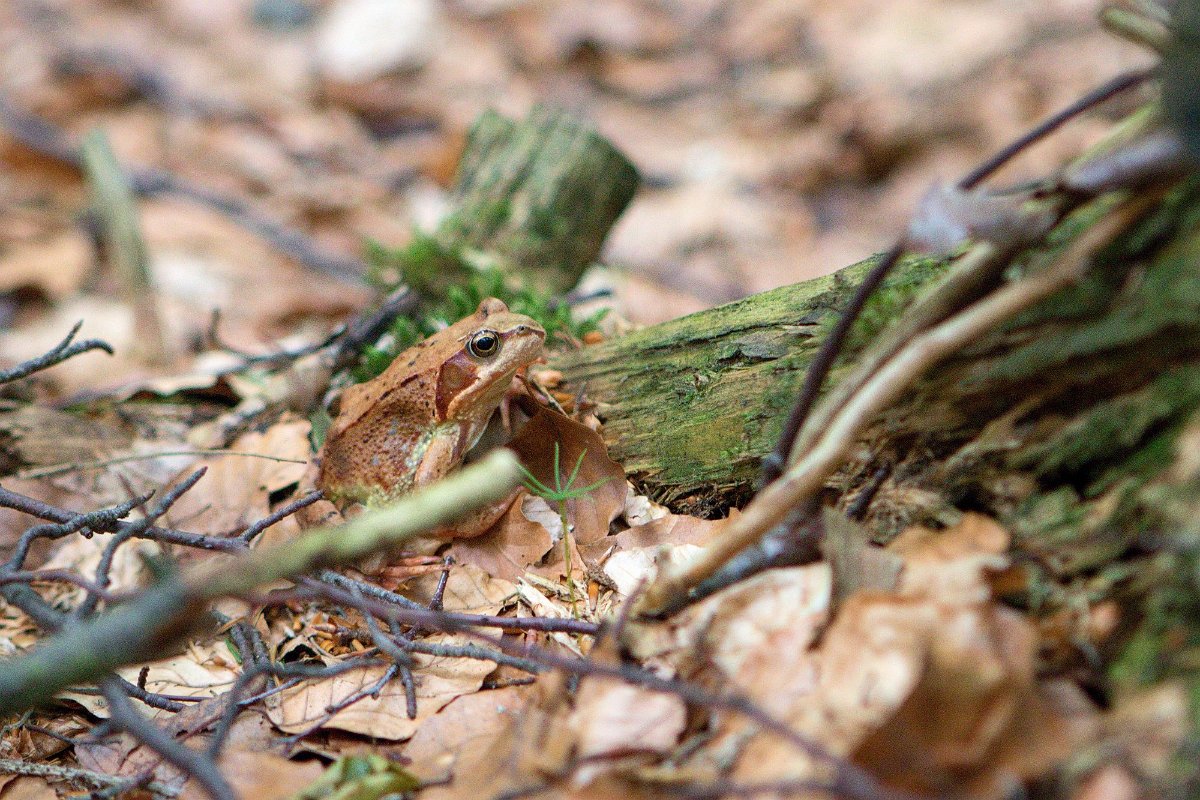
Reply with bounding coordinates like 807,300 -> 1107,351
435,105 -> 640,293
552,100 -> 1200,695
550,253 -> 947,514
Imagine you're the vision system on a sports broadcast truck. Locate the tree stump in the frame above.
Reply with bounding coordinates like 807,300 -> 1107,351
433,105 -> 640,293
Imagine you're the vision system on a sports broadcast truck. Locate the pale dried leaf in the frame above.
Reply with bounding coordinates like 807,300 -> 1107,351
568,680 -> 686,759
0,777 -> 57,800
62,640 -> 238,717
267,637 -> 497,740
402,684 -> 534,784
622,490 -> 669,527
602,543 -> 704,599
403,562 -> 516,614
164,417 -> 311,536
889,512 -> 1011,604
180,751 -> 324,800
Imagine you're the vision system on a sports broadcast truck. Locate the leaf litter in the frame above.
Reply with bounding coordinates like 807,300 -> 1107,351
0,2 -> 1185,799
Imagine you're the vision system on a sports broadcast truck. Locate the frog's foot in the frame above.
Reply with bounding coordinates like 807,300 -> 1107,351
296,495 -> 343,529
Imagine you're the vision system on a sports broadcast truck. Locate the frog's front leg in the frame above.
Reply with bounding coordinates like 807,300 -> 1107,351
416,429 -> 522,540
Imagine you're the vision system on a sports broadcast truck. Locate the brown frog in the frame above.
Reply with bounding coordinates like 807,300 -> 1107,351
316,298 -> 545,510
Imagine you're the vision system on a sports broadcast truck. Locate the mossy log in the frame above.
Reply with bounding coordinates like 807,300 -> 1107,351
552,160 -> 1200,714
549,253 -> 947,514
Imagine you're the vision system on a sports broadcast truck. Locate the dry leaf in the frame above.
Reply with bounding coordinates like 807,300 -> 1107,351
180,751 -> 324,800
267,636 -> 497,740
403,562 -> 517,614
402,684 -> 534,784
448,493 -> 555,581
164,417 -> 311,537
0,777 -> 57,800
568,680 -> 686,759
821,507 -> 903,603
621,490 -> 669,527
719,516 -> 1096,798
62,640 -> 239,718
507,408 -> 627,546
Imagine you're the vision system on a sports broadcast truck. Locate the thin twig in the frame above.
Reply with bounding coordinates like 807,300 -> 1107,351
314,570 -> 600,634
958,68 -> 1155,190
0,321 -> 113,385
15,450 -> 306,481
76,469 -> 206,619
641,200 -> 1146,615
0,757 -> 178,797
0,485 -> 244,553
0,452 -> 523,715
312,580 -> 912,800
100,678 -> 236,800
759,243 -> 904,486
239,490 -> 323,544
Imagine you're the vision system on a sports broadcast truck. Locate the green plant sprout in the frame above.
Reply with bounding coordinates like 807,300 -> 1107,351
517,442 -> 613,617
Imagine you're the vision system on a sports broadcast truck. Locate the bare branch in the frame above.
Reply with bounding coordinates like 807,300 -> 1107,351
0,321 -> 113,385
100,678 -> 235,800
0,451 -> 522,715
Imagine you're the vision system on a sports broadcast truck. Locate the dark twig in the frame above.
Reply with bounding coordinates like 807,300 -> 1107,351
311,579 -> 901,800
100,678 -> 236,800
76,469 -> 206,619
389,620 -> 421,711
845,463 -> 892,521
0,321 -> 113,385
760,68 -> 1155,489
311,572 -> 600,634
206,310 -> 343,368
759,242 -> 904,486
430,555 -> 453,612
364,615 -> 418,719
958,68 -> 1155,190
6,495 -> 144,570
0,485 -> 243,553
354,584 -> 419,719
329,287 -> 419,373
346,589 -> 918,800
666,777 -> 827,799
238,490 -> 323,544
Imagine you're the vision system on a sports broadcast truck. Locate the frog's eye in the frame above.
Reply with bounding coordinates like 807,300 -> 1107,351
467,330 -> 501,358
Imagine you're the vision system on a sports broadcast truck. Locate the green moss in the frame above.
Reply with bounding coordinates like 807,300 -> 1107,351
986,180 -> 1200,382
1016,365 -> 1200,484
355,233 -> 607,381
830,254 -> 952,359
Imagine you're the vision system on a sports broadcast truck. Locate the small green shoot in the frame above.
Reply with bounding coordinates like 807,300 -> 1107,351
517,442 -> 613,616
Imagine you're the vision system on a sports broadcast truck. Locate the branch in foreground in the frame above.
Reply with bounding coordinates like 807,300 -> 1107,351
0,450 -> 523,715
638,198 -> 1149,616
